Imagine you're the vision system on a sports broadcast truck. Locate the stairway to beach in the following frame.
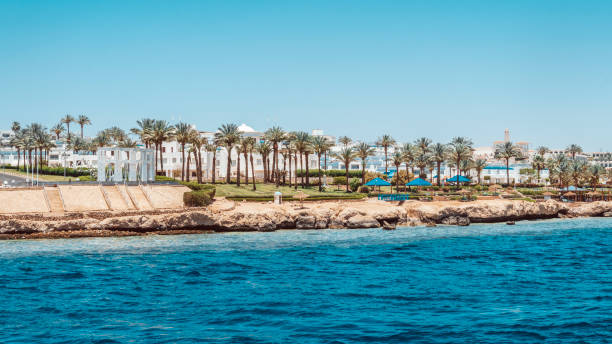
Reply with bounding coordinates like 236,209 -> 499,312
44,187 -> 64,213
126,186 -> 153,210
102,185 -> 132,211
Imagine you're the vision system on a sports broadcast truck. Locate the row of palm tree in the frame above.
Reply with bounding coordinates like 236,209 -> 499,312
6,116 -> 601,188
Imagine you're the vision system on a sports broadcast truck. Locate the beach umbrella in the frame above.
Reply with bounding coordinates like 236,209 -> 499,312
446,175 -> 471,183
365,177 -> 392,193
365,177 -> 391,186
406,178 -> 432,187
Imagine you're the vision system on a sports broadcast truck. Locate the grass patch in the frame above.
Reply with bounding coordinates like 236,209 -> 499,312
0,169 -> 86,182
212,183 -> 356,198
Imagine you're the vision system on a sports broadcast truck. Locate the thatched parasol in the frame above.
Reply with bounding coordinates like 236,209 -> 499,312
542,192 -> 554,196
564,191 -> 576,197
586,191 -> 601,196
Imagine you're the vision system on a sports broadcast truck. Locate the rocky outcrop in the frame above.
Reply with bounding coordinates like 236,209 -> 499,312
1,199 -> 612,238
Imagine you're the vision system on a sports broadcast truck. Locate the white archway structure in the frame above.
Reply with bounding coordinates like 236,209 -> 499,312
97,148 -> 155,183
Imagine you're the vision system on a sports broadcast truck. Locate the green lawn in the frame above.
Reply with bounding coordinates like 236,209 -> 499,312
212,183 -> 353,198
0,169 -> 85,182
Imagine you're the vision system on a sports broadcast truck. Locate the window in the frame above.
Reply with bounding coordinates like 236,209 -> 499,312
162,147 -> 166,153
257,159 -> 262,166
172,158 -> 177,163
231,160 -> 236,167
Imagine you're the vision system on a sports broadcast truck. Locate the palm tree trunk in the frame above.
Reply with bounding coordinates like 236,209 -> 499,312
361,164 -> 365,186
272,145 -> 277,183
305,153 -> 310,187
288,153 -> 292,187
160,142 -> 164,174
80,125 -> 84,139
345,165 -> 350,192
317,153 -> 322,191
181,144 -> 185,181
384,147 -> 388,173
299,152 -> 304,187
506,159 -> 510,185
186,151 -> 191,182
244,152 -> 249,185
294,155 -> 298,190
212,151 -> 216,184
226,147 -> 232,184
250,152 -> 256,191
437,162 -> 441,186
236,153 -> 241,187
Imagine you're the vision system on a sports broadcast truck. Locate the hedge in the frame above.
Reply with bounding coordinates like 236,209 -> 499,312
226,194 -> 366,202
179,182 -> 216,198
0,164 -> 91,177
183,190 -> 213,207
295,169 -> 363,178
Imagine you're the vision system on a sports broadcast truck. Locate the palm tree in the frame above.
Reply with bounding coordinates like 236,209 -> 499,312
256,141 -> 272,184
494,141 -> 522,185
131,118 -> 156,148
414,137 -> 432,154
293,132 -> 311,188
152,120 -> 175,174
11,121 -> 20,134
51,124 -> 64,140
355,142 -> 375,186
473,159 -> 487,184
537,146 -> 549,157
414,150 -> 431,179
391,150 -> 403,193
205,138 -> 220,183
566,144 -> 583,160
532,155 -> 546,184
569,160 -> 587,187
449,137 -> 473,188
431,143 -> 448,186
376,134 -> 396,173
338,136 -> 352,147
401,143 -> 416,176
587,165 -> 604,190
333,147 -> 356,192
240,137 -> 256,186
61,114 -> 75,143
312,135 -> 332,191
248,139 -> 257,190
264,126 -> 286,185
77,115 -> 91,139
174,122 -> 193,181
215,123 -> 240,184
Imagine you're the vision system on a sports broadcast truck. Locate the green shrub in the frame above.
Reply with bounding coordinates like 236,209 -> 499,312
349,178 -> 361,192
296,169 -> 363,178
180,182 -> 216,198
155,175 -> 176,182
226,193 -> 366,202
332,176 -> 346,185
1,164 -> 91,177
358,186 -> 370,193
183,190 -> 213,207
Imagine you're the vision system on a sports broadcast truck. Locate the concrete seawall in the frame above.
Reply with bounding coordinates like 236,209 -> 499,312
0,185 -> 190,214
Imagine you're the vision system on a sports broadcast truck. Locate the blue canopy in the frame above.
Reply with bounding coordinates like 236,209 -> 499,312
564,186 -> 587,191
446,175 -> 471,183
365,177 -> 391,186
406,178 -> 432,186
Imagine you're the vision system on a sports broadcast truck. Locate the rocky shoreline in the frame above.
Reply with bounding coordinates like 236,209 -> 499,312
1,199 -> 612,240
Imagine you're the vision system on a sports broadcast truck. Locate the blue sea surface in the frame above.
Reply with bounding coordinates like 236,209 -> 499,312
0,219 -> 610,343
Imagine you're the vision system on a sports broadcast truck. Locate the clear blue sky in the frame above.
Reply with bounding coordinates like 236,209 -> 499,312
1,1 -> 611,151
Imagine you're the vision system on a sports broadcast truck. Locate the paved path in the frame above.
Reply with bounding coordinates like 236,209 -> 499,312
0,171 -> 28,187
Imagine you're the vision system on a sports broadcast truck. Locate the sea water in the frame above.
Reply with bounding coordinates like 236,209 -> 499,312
0,219 -> 610,343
